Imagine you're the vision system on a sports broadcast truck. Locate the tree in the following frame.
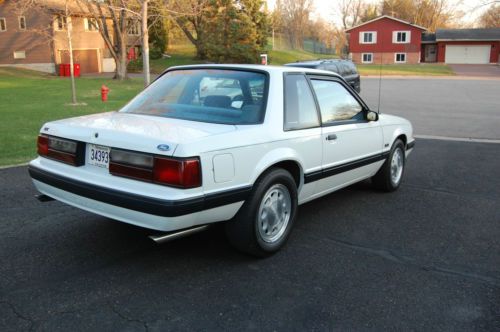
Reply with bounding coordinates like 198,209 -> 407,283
380,0 -> 455,31
77,0 -> 133,80
202,0 -> 269,63
140,0 -> 151,86
168,0 -> 211,59
14,0 -> 80,104
359,3 -> 379,23
479,4 -> 500,27
62,1 -> 78,104
380,0 -> 415,20
247,0 -> 270,55
148,3 -> 168,58
308,18 -> 335,51
338,0 -> 364,30
169,0 -> 269,63
280,0 -> 313,49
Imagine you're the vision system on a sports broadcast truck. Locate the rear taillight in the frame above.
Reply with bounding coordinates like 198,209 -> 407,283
154,157 -> 201,188
37,135 -> 49,155
109,148 -> 201,189
37,135 -> 84,166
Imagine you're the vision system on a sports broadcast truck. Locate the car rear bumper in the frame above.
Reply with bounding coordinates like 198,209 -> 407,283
29,165 -> 249,231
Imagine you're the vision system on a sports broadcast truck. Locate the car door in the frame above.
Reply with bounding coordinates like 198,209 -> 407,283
282,73 -> 323,203
308,76 -> 383,196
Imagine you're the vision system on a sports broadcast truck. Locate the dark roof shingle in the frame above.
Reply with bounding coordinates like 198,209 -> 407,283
436,28 -> 500,41
422,32 -> 436,42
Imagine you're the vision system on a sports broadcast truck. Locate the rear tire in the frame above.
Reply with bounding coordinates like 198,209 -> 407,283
225,168 -> 298,257
372,139 -> 405,192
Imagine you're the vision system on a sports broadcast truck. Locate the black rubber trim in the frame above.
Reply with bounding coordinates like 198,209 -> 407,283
29,165 -> 252,217
407,141 -> 415,150
304,152 -> 389,184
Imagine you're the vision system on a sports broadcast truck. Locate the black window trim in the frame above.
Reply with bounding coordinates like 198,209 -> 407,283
306,74 -> 372,127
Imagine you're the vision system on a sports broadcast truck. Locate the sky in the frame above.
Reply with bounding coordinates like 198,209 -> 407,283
266,0 -> 493,28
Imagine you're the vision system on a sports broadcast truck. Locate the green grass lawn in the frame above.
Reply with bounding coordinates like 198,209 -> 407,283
129,42 -> 331,74
129,44 -> 204,74
0,67 -> 143,166
268,48 -> 335,65
357,64 -> 455,76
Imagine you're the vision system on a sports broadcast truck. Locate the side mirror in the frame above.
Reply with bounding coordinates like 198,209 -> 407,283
366,110 -> 379,122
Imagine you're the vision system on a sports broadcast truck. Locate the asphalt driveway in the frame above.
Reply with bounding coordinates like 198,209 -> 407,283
449,64 -> 500,77
360,77 -> 500,140
1,138 -> 500,331
2,76 -> 500,331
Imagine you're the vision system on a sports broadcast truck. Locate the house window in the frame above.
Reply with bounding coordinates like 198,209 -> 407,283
55,16 -> 67,31
19,16 -> 26,30
0,18 -> 6,32
395,53 -> 406,63
14,51 -> 26,59
127,20 -> 140,35
362,53 -> 373,63
393,31 -> 410,44
360,31 -> 376,44
84,18 -> 98,31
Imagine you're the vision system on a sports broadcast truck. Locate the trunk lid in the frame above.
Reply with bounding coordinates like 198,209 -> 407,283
43,112 -> 237,156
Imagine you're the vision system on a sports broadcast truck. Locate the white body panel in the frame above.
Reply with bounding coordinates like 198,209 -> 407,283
30,65 -> 414,232
33,179 -> 243,232
318,121 -> 383,194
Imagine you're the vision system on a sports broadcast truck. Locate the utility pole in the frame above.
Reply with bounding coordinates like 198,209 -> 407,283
65,1 -> 77,104
272,28 -> 275,50
142,0 -> 150,87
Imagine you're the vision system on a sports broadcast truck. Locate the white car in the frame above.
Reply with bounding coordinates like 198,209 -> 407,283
29,64 -> 414,256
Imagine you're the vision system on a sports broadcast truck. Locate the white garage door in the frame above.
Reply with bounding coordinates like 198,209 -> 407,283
445,45 -> 491,64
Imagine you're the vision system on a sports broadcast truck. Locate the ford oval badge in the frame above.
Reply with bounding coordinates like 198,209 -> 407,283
157,144 -> 170,152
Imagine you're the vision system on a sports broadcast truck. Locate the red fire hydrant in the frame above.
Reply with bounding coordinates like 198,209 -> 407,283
101,85 -> 110,102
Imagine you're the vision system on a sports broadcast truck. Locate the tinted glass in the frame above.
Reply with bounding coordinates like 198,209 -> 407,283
284,63 -> 317,69
326,64 -> 339,74
284,74 -> 319,130
311,79 -> 363,123
121,69 -> 267,125
347,62 -> 358,74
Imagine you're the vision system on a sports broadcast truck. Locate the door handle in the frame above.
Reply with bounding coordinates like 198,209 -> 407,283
326,134 -> 337,141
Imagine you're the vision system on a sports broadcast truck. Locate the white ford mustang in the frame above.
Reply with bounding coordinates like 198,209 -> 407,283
29,64 -> 414,256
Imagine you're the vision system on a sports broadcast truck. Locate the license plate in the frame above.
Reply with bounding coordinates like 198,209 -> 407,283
87,144 -> 110,168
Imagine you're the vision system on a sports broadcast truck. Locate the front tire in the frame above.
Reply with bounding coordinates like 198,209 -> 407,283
225,168 -> 298,257
372,139 -> 406,192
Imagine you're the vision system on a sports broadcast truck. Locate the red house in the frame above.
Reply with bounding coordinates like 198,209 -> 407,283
345,15 -> 426,65
346,15 -> 500,65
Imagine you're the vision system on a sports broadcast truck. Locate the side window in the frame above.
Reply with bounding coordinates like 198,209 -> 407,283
310,79 -> 363,123
284,74 -> 319,130
342,63 -> 352,75
348,62 -> 358,74
327,64 -> 339,74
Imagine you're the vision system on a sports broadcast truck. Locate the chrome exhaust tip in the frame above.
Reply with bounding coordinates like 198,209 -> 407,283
149,225 -> 210,244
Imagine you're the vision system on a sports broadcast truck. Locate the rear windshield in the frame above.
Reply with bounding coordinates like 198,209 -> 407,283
120,69 -> 268,125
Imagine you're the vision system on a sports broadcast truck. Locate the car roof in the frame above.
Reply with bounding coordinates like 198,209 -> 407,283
284,59 -> 352,66
165,64 -> 343,79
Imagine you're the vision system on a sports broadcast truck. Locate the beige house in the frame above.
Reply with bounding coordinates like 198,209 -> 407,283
0,0 -> 140,74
